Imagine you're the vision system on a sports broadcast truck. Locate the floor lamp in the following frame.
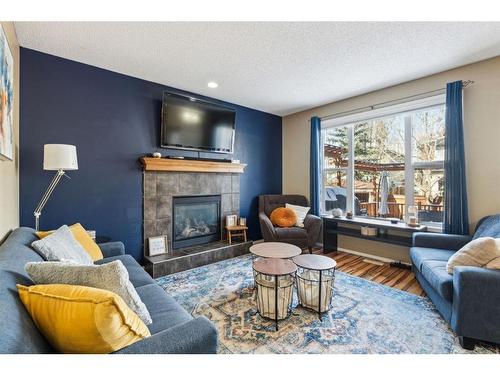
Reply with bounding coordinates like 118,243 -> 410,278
34,144 -> 78,231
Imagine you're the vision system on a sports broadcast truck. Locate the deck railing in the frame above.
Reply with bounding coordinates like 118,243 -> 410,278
359,202 -> 443,219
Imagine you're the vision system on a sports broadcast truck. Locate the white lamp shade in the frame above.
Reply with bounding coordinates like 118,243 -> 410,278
43,144 -> 78,171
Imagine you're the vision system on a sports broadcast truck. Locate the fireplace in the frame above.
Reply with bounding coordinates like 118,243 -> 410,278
172,195 -> 221,249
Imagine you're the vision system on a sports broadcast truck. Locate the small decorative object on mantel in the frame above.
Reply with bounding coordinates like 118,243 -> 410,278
152,152 -> 162,158
148,235 -> 169,256
226,214 -> 238,227
239,217 -> 246,226
346,211 -> 353,219
332,208 -> 343,218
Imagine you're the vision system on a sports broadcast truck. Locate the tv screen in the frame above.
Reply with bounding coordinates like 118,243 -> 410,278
161,92 -> 236,154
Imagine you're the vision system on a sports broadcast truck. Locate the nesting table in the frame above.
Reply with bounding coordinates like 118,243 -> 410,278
249,242 -> 302,259
252,257 -> 297,331
250,242 -> 337,329
292,254 -> 337,320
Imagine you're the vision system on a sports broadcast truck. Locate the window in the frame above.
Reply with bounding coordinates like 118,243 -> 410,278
321,95 -> 445,229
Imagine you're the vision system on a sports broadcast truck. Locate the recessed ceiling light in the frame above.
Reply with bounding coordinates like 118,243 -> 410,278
207,81 -> 218,88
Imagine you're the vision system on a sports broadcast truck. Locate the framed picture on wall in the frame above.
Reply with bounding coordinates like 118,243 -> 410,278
148,235 -> 169,257
0,25 -> 14,161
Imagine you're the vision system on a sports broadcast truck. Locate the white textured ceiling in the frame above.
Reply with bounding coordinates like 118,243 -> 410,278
14,22 -> 500,116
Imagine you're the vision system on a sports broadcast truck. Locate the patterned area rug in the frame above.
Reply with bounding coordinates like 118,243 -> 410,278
156,254 -> 498,354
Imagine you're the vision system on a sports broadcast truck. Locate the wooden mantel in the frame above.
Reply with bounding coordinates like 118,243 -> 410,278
141,157 -> 247,173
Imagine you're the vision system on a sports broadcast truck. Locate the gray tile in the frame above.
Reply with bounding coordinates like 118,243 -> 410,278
199,173 -> 217,195
144,220 -> 157,240
221,193 -> 232,214
231,175 -> 240,193
156,218 -> 171,237
144,172 -> 157,197
231,193 -> 240,214
218,174 -> 232,194
157,195 -> 172,219
179,173 -> 200,195
144,197 -> 157,221
157,173 -> 179,196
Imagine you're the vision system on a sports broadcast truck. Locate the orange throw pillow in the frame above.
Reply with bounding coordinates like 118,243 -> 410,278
270,207 -> 298,228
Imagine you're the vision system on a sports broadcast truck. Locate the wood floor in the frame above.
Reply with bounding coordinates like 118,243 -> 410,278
314,250 -> 425,297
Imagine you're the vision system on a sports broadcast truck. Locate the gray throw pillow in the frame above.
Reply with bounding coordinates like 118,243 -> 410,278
25,260 -> 152,325
31,225 -> 93,265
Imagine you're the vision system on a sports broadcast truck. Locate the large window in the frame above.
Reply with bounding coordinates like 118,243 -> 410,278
321,96 -> 445,229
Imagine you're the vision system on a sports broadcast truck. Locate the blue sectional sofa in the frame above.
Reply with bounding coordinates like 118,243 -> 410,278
0,227 -> 218,354
410,215 -> 500,349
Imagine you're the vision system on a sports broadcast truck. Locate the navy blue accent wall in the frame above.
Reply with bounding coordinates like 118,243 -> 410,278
20,48 -> 282,261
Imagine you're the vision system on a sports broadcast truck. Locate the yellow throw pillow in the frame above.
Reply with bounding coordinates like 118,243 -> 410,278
37,223 -> 103,261
17,284 -> 151,354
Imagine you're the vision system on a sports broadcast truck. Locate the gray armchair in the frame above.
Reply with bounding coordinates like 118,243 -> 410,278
258,195 -> 322,253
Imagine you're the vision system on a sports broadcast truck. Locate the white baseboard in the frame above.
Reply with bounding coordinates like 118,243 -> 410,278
336,246 -> 411,266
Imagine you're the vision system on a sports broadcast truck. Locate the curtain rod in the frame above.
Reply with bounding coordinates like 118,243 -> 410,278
320,80 -> 474,121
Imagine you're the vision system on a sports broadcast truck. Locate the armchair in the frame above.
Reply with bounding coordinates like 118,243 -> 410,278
258,195 -> 322,253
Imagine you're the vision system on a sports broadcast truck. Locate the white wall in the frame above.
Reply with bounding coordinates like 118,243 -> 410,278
282,56 -> 500,262
0,22 -> 20,242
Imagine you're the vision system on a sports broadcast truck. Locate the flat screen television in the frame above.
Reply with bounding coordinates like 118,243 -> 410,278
161,92 -> 236,154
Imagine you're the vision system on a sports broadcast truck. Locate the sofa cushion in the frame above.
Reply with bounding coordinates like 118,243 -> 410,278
36,223 -> 104,261
446,237 -> 500,274
473,214 -> 500,240
26,260 -> 152,325
270,207 -> 297,228
420,260 -> 454,302
275,226 -> 308,240
17,284 -> 150,354
31,225 -> 93,265
410,247 -> 456,272
260,194 -> 309,217
0,227 -> 54,353
135,284 -> 192,334
95,254 -> 155,288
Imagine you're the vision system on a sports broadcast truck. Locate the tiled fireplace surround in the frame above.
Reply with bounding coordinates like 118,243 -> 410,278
144,171 -> 240,248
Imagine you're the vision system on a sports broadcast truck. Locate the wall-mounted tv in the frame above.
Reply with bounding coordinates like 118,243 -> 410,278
161,92 -> 236,154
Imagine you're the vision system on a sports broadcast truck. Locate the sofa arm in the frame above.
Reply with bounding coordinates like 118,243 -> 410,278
259,212 -> 276,241
304,214 -> 322,247
451,266 -> 500,343
98,241 -> 126,258
114,316 -> 218,354
412,232 -> 472,251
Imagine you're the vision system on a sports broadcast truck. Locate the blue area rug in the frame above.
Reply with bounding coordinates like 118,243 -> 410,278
156,254 -> 498,354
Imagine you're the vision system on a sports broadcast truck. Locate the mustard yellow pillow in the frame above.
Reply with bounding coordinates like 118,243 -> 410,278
17,284 -> 150,354
37,223 -> 103,261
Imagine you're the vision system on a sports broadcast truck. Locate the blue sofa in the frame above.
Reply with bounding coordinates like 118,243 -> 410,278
410,215 -> 500,349
0,227 -> 218,354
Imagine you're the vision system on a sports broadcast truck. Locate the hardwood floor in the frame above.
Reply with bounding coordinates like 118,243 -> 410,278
313,249 -> 425,297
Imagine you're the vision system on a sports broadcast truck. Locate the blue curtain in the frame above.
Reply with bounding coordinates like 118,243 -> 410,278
310,116 -> 321,216
444,81 -> 469,235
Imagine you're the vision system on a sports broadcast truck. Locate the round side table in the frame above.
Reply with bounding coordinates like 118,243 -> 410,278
252,257 -> 297,331
292,254 -> 337,321
250,242 -> 302,259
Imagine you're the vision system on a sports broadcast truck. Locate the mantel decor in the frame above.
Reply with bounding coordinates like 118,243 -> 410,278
141,157 -> 246,173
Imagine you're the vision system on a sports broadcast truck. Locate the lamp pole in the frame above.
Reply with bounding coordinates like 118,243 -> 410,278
33,169 -> 68,231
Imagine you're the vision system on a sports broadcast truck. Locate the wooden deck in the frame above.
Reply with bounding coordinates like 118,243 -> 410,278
314,250 -> 425,297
